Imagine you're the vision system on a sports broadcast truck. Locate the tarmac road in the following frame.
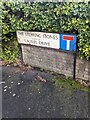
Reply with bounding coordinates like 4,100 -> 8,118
1,66 -> 89,119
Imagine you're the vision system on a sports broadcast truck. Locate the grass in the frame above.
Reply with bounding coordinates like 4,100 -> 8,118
32,68 -> 90,93
52,76 -> 90,92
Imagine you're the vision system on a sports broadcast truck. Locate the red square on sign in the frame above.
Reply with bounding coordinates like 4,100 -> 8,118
63,36 -> 74,41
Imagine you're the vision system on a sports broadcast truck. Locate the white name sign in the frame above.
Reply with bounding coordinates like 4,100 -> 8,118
17,31 -> 60,49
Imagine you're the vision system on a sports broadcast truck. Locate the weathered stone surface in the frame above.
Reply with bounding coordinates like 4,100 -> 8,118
21,45 -> 90,81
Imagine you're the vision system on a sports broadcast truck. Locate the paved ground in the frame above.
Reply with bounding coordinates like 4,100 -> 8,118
1,66 -> 89,119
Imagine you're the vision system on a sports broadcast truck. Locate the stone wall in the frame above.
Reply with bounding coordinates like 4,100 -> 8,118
21,44 -> 90,81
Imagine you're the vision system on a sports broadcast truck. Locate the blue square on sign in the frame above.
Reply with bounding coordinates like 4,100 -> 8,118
60,34 -> 77,51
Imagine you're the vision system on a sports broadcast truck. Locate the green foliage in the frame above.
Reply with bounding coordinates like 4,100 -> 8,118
1,1 -> 90,62
0,40 -> 20,63
53,77 -> 90,92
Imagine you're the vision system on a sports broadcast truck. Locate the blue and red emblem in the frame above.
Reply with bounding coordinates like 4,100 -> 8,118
60,34 -> 77,51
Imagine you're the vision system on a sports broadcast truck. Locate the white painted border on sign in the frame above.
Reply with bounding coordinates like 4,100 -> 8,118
17,31 -> 60,49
